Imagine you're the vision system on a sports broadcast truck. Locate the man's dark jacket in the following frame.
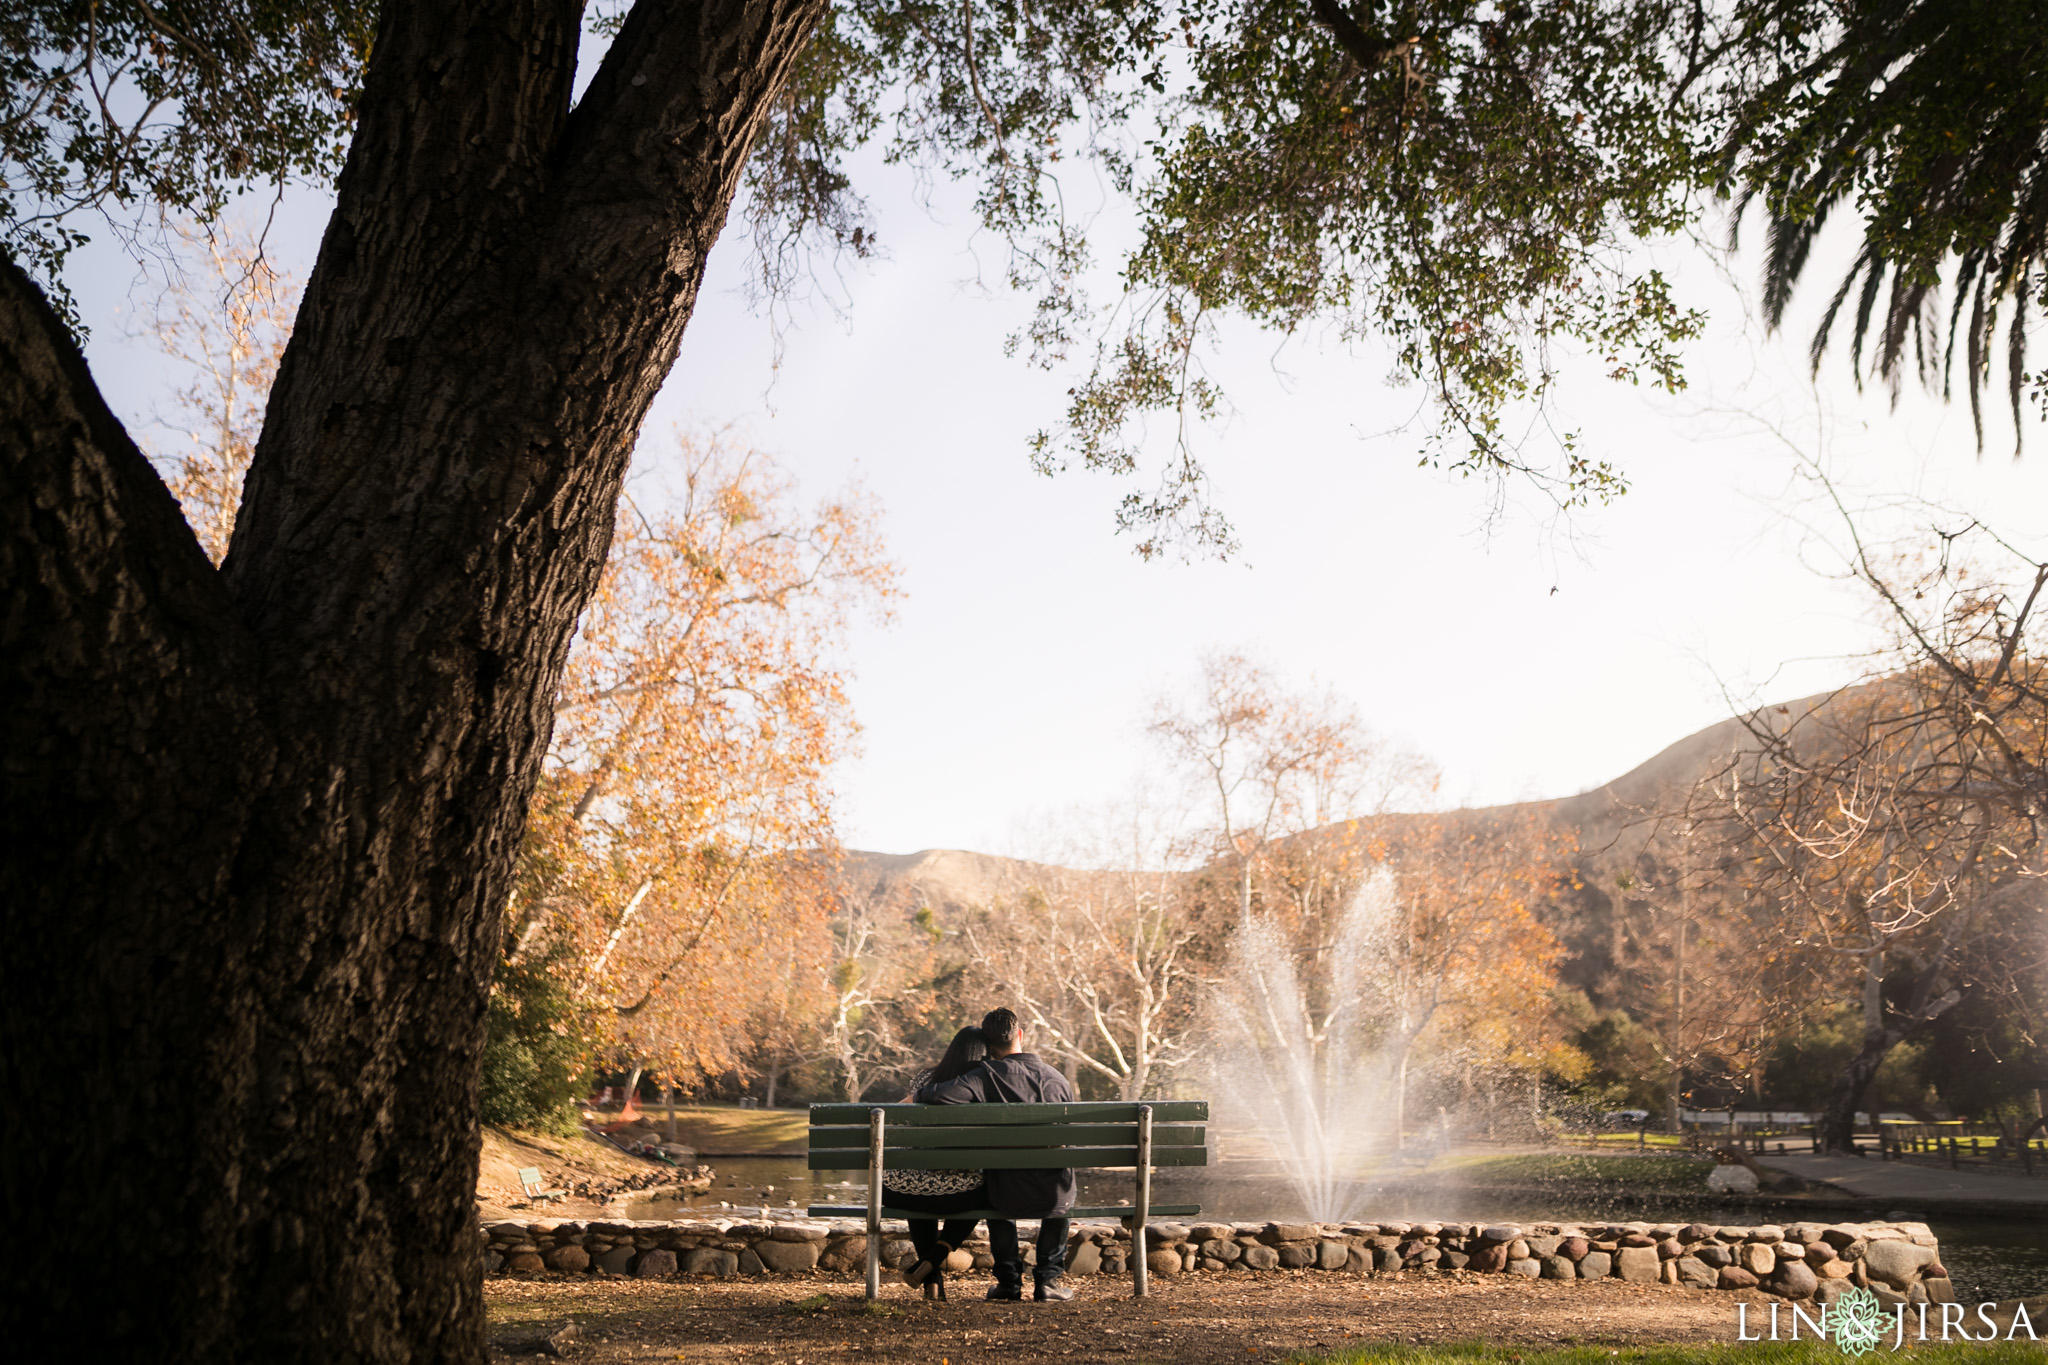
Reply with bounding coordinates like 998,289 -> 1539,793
914,1052 -> 1074,1216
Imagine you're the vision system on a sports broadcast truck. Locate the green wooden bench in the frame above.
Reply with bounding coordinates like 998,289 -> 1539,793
515,1166 -> 566,1203
805,1100 -> 1207,1299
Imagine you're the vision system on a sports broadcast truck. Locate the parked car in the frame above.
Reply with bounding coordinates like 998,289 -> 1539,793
1600,1109 -> 1651,1127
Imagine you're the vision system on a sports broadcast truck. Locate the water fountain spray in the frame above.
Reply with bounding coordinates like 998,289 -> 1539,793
1204,868 -> 1403,1223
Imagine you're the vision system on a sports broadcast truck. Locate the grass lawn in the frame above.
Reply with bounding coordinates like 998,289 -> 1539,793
1441,1154 -> 1716,1193
1300,1345 -> 2041,1365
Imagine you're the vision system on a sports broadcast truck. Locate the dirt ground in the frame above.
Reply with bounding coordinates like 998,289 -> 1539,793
478,1109 -> 803,1221
478,1126 -> 659,1220
486,1270 -> 1775,1364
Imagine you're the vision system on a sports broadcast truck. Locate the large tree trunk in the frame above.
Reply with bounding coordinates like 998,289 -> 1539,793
1,1 -> 827,1360
1814,954 -> 1962,1155
1814,1033 -> 1891,1155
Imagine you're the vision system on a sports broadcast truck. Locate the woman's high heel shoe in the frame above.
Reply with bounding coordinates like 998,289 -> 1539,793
905,1242 -> 952,1290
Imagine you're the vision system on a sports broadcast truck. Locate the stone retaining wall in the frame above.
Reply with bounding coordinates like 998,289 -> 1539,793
482,1215 -> 1950,1304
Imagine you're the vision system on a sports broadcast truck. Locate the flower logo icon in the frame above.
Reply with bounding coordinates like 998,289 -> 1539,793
1831,1286 -> 1887,1356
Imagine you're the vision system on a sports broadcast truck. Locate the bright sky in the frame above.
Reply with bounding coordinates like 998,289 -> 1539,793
70,147 -> 2048,860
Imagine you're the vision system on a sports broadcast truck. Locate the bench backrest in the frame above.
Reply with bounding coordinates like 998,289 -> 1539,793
516,1166 -> 544,1194
806,1101 -> 1208,1171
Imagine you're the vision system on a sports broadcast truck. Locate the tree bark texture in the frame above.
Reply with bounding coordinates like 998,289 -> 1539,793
1,1 -> 827,1360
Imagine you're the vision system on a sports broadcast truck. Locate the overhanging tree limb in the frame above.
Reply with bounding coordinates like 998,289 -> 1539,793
1302,0 -> 1401,72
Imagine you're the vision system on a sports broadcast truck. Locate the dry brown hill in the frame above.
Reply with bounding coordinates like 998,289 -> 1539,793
848,689 -> 1846,898
843,688 -> 1866,1006
838,846 -> 1059,916
1494,686 -> 1846,858
1372,685 -> 1861,1006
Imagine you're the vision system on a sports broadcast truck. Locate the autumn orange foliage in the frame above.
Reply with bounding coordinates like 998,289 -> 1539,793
507,430 -> 897,1089
1377,813 -> 1583,1085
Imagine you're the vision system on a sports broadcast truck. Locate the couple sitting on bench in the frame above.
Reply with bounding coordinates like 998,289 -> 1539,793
886,1008 -> 1073,1303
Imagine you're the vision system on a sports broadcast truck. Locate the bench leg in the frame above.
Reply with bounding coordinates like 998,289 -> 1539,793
1132,1103 -> 1152,1298
867,1108 -> 884,1301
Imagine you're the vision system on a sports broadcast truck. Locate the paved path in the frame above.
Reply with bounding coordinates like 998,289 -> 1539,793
1760,1152 -> 2048,1208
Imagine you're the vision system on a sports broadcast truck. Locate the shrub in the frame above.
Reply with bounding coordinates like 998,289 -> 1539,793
480,951 -> 589,1134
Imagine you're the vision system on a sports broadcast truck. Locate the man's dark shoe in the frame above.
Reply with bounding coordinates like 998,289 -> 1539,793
985,1284 -> 1025,1301
1033,1281 -> 1074,1302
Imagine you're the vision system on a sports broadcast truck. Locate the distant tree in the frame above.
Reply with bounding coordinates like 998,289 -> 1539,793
509,432 -> 896,1088
1914,848 -> 2048,1123
1716,489 -> 2048,1151
1722,690 -> 2000,1151
1369,810 -> 1579,1143
1150,649 -> 1434,922
1606,787 -> 1785,1131
142,222 -> 299,564
1762,1008 -> 1936,1119
1561,996 -> 1673,1117
1918,979 -> 2048,1122
969,801 -> 1199,1100
818,878 -> 948,1102
735,913 -> 838,1107
1138,655 -> 1573,1137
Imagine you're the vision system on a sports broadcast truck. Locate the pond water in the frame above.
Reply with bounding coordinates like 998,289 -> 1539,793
620,1156 -> 2048,1304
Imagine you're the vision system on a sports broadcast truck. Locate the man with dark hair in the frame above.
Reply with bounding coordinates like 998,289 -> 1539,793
915,1007 -> 1075,1301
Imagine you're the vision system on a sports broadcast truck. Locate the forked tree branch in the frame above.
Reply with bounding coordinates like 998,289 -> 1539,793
1304,0 -> 1403,70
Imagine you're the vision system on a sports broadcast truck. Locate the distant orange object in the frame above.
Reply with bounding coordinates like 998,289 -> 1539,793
593,1089 -> 644,1133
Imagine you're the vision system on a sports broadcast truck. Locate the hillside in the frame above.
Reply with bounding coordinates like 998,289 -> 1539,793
838,846 -> 1059,916
1503,687 -> 1844,854
842,687 -> 1863,1008
1455,686 -> 1852,1005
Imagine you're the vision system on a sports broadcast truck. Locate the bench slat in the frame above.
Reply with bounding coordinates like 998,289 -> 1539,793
806,1101 -> 1206,1126
808,1124 -> 1205,1150
807,1146 -> 1208,1170
807,1204 -> 1203,1220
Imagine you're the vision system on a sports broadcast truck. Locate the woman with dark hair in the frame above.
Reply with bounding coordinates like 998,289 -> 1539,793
883,1026 -> 988,1299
